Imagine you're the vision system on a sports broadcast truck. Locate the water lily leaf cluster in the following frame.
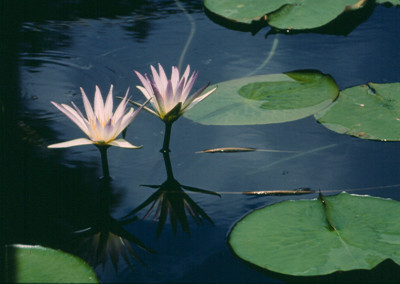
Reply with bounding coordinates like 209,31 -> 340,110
184,70 -> 338,125
229,192 -> 400,276
204,0 -> 368,30
185,71 -> 400,142
315,82 -> 400,141
5,244 -> 99,283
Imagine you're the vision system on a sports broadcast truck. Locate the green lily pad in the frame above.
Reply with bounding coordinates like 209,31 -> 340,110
229,192 -> 400,276
5,244 -> 99,283
184,70 -> 338,125
204,0 -> 367,30
315,82 -> 400,141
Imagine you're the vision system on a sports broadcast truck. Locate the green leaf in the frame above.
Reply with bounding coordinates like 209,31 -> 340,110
315,82 -> 400,141
204,0 -> 367,30
184,70 -> 338,125
5,244 -> 99,283
229,192 -> 400,276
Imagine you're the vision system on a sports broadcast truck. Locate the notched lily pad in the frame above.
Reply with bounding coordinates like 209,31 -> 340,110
184,70 -> 338,125
229,192 -> 400,276
315,82 -> 400,141
204,0 -> 368,30
5,244 -> 99,283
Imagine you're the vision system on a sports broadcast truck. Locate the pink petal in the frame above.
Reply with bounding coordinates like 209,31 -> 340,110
184,86 -> 217,112
104,85 -> 114,120
134,70 -> 153,96
80,87 -> 95,121
95,117 -> 104,140
94,85 -> 105,120
150,81 -> 166,115
164,80 -> 175,112
182,65 -> 190,81
171,66 -> 180,90
113,87 -> 130,121
52,102 -> 90,137
157,63 -> 168,90
103,119 -> 114,142
109,138 -> 142,149
151,65 -> 165,93
181,71 -> 198,102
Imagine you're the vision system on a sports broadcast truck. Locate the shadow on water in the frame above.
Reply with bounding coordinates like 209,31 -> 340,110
230,252 -> 400,284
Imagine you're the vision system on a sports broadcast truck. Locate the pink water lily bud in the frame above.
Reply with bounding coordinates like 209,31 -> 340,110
134,63 -> 216,123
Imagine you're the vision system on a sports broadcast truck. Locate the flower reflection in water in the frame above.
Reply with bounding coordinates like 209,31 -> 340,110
124,151 -> 220,237
73,181 -> 154,273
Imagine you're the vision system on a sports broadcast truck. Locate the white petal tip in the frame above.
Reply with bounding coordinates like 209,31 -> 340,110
47,138 -> 94,148
109,139 -> 143,149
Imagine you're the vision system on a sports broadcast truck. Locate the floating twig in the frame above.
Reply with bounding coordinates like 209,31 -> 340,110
243,188 -> 314,196
196,147 -> 298,154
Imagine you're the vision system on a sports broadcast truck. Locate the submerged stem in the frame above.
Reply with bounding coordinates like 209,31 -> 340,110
161,122 -> 173,153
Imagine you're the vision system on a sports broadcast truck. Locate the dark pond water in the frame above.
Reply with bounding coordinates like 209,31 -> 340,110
1,0 -> 400,283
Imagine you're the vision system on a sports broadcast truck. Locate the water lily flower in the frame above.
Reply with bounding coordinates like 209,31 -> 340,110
48,85 -> 148,149
133,63 -> 216,151
134,64 -> 216,123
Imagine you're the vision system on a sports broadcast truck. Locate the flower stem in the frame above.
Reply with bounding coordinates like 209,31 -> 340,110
161,122 -> 173,152
162,150 -> 174,180
98,145 -> 111,181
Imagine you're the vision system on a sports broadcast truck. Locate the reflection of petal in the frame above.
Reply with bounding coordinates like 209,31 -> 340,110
180,184 -> 221,197
48,138 -> 93,148
124,180 -> 218,237
74,217 -> 154,273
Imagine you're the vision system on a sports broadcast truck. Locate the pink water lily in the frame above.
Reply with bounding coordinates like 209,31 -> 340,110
134,63 -> 216,123
48,85 -> 147,149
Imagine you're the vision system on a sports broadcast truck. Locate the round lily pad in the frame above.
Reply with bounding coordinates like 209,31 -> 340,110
204,0 -> 367,30
5,244 -> 99,283
315,82 -> 400,141
184,70 -> 338,125
229,192 -> 400,276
